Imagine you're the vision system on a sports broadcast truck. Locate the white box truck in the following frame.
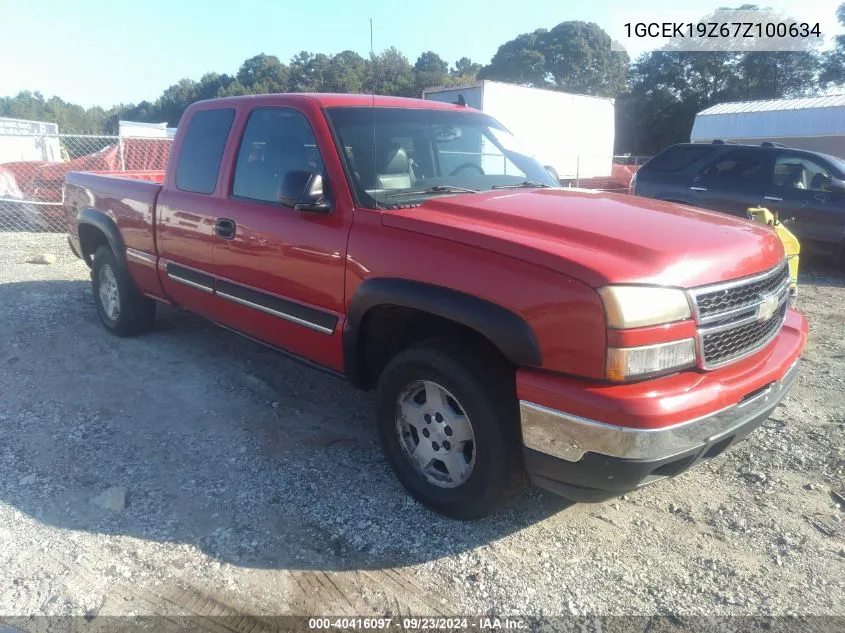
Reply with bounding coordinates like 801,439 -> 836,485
422,81 -> 615,182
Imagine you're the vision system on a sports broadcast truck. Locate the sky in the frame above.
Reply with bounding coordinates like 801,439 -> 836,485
0,0 -> 840,109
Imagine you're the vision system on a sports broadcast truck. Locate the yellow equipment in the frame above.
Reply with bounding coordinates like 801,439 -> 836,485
747,207 -> 800,295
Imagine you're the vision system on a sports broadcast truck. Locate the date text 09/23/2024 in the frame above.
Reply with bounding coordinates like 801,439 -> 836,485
308,617 -> 528,630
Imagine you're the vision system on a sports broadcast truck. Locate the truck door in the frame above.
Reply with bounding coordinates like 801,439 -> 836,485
210,106 -> 352,372
763,153 -> 845,245
156,107 -> 235,316
688,150 -> 771,218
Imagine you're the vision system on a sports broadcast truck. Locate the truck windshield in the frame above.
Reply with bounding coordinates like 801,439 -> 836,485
325,107 -> 558,208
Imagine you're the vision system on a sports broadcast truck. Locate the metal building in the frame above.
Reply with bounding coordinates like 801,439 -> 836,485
691,96 -> 845,158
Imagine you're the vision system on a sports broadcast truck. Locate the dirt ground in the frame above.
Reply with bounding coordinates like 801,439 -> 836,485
0,233 -> 843,627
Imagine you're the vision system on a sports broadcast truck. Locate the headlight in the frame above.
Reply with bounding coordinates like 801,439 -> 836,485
607,339 -> 696,382
598,286 -> 691,329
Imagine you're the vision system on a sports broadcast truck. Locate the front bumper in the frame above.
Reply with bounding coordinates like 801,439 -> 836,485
519,308 -> 807,502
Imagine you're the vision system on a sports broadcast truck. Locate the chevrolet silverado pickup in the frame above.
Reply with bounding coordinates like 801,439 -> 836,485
64,94 -> 808,519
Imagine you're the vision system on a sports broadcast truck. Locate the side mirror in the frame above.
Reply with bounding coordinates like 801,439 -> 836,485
544,165 -> 560,184
279,171 -> 332,213
829,177 -> 845,194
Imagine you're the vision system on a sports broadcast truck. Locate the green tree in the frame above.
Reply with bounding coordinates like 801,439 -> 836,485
450,57 -> 482,82
325,51 -> 369,93
479,31 -> 547,86
154,78 -> 199,127
288,51 -> 331,92
821,3 -> 845,87
414,51 -> 449,93
480,22 -> 628,97
1,90 -> 117,133
371,47 -> 416,97
739,52 -> 820,100
542,22 -> 628,96
236,54 -> 290,93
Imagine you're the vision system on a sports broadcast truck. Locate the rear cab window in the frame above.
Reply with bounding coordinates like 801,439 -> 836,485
175,108 -> 236,194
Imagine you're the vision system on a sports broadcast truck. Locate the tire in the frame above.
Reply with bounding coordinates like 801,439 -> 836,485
375,338 -> 526,519
92,245 -> 156,336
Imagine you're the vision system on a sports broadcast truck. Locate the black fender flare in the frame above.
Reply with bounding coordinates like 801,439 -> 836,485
343,278 -> 542,388
77,208 -> 126,266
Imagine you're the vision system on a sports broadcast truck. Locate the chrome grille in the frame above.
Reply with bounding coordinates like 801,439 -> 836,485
701,302 -> 788,365
695,264 -> 789,319
689,262 -> 790,369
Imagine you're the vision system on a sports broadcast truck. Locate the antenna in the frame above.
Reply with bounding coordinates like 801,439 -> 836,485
370,18 -> 376,193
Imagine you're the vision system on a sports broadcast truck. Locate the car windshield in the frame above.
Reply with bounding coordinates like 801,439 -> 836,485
325,106 -> 558,208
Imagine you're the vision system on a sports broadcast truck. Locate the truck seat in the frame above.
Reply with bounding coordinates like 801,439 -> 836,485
376,143 -> 416,190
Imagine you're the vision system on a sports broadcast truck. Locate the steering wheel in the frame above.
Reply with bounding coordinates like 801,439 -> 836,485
449,162 -> 485,177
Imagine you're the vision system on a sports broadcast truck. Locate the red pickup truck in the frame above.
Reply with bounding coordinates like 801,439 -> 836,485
64,94 -> 808,519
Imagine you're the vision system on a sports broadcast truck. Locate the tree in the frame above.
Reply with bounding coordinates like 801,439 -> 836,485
739,52 -> 820,100
371,47 -> 415,97
236,54 -> 290,93
479,31 -> 547,86
450,57 -> 482,82
1,90 -> 115,133
414,51 -> 449,93
821,2 -> 845,87
539,22 -> 628,96
288,51 -> 331,92
326,51 -> 369,93
154,78 -> 199,126
479,22 -> 628,97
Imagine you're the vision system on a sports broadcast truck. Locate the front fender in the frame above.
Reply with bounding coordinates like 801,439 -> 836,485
343,278 -> 542,388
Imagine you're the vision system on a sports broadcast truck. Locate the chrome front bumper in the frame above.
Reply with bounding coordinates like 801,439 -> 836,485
521,359 -> 800,463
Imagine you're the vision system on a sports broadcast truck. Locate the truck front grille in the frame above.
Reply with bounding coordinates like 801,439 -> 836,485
701,302 -> 788,366
695,264 -> 789,318
689,262 -> 790,369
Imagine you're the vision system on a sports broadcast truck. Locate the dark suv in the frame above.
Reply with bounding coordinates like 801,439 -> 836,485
633,141 -> 845,256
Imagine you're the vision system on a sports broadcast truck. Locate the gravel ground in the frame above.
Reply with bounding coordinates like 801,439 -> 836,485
0,233 -> 843,625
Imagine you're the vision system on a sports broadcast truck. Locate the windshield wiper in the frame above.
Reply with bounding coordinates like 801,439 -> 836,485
384,184 -> 480,199
490,180 -> 553,190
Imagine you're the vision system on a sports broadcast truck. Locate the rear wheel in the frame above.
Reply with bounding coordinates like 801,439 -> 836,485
375,338 -> 525,519
92,245 -> 156,336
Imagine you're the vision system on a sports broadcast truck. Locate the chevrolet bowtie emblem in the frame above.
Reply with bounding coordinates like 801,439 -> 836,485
757,293 -> 779,321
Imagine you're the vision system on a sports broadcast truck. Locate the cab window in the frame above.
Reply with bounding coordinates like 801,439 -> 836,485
232,108 -> 324,204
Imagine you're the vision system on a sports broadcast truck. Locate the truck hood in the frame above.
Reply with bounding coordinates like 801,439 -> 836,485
381,188 -> 786,288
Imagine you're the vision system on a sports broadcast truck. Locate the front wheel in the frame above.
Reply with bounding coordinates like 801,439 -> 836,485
375,339 -> 525,519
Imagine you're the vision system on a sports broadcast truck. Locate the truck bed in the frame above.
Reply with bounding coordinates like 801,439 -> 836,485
64,170 -> 164,261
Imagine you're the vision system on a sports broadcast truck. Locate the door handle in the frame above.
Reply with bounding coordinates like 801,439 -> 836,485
763,196 -> 783,202
214,218 -> 236,240
689,186 -> 707,192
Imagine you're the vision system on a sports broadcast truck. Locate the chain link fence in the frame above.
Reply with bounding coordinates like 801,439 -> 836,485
556,155 -> 652,192
0,133 -> 171,233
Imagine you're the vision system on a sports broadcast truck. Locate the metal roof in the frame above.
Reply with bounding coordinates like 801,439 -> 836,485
691,95 -> 845,141
698,95 -> 845,115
